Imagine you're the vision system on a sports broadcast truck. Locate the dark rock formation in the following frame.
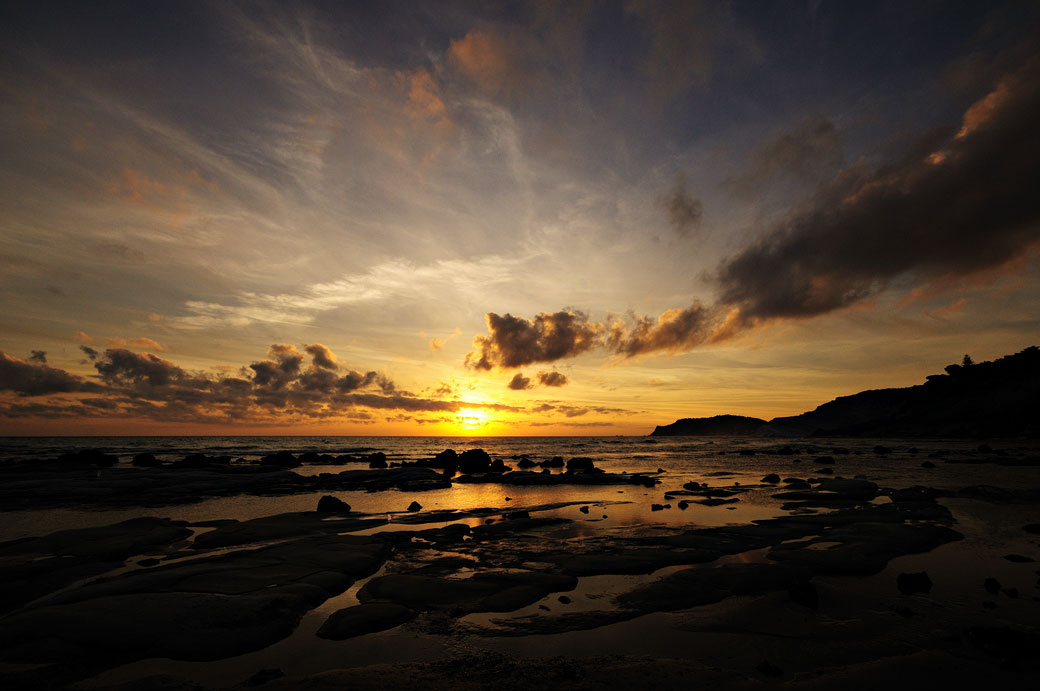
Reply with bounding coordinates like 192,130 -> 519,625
316,603 -> 416,640
897,571 -> 933,595
458,449 -> 492,474
651,414 -> 766,436
316,495 -> 351,513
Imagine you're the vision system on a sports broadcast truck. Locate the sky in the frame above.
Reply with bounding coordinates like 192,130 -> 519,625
1,0 -> 1039,436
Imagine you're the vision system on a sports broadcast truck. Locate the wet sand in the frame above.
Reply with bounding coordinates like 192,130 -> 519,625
1,439 -> 1038,690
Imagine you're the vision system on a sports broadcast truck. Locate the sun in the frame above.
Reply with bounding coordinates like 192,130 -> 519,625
455,407 -> 491,429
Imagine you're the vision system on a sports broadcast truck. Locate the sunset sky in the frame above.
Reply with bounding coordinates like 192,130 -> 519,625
2,1 -> 1039,435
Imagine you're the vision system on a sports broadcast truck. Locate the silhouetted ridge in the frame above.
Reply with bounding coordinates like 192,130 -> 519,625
653,346 -> 1040,438
651,414 -> 767,436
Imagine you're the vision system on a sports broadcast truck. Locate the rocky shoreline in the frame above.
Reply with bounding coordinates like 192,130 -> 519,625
1,443 -> 1039,690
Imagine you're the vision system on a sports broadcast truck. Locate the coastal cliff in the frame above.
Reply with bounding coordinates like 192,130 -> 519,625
651,346 -> 1040,438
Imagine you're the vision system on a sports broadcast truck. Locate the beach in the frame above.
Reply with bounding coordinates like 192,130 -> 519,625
1,436 -> 1038,690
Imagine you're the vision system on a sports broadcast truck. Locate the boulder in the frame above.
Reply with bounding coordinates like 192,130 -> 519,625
316,495 -> 352,513
132,452 -> 161,467
316,603 -> 416,640
761,473 -> 781,483
433,449 -> 458,472
407,501 -> 422,512
567,457 -> 596,471
897,571 -> 933,595
57,449 -> 118,467
458,449 -> 492,474
260,451 -> 300,468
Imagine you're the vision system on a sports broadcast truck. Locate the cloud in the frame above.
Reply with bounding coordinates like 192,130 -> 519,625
466,310 -> 604,370
95,349 -> 185,387
660,172 -> 703,237
79,345 -> 98,361
1,342 -> 535,425
28,350 -> 47,364
449,30 -> 528,96
507,372 -> 531,390
0,351 -> 100,396
727,113 -> 844,195
716,55 -> 1040,324
627,0 -> 711,103
608,303 -> 717,357
304,343 -> 337,370
105,337 -> 167,352
536,370 -> 568,387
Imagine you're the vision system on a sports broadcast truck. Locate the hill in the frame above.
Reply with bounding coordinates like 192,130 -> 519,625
650,346 -> 1040,438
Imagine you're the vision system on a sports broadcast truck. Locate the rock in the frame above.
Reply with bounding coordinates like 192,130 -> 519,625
921,461 -> 936,468
357,571 -> 577,614
317,495 -> 351,513
813,456 -> 835,464
579,506 -> 590,514
316,603 -> 416,640
977,443 -> 994,453
368,457 -> 388,469
558,595 -> 572,604
1004,554 -> 1034,563
132,452 -> 161,467
983,600 -> 997,609
818,467 -> 834,475
788,582 -> 819,609
756,660 -> 783,677
407,501 -> 422,512
459,449 -> 492,474
1023,524 -> 1040,534
260,451 -> 300,468
651,503 -> 665,511
516,458 -> 536,468
1003,587 -> 1019,598
897,571 -> 933,595
545,456 -> 565,468
246,668 -> 285,686
137,558 -> 161,567
761,473 -> 781,483
657,467 -> 666,473
433,449 -> 458,472
873,445 -> 892,455
677,501 -> 689,510
984,577 -> 1002,594
567,457 -> 596,471
506,510 -> 531,520
489,459 -> 509,474
57,448 -> 118,467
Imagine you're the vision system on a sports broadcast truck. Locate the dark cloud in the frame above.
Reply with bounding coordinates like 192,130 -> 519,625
79,345 -> 98,361
1,342 -> 527,424
608,303 -> 716,357
95,349 -> 184,387
727,114 -> 844,196
466,310 -> 604,370
0,351 -> 99,396
304,343 -> 338,370
717,55 -> 1040,323
507,372 -> 531,390
536,370 -> 568,387
660,172 -> 703,238
28,350 -> 47,363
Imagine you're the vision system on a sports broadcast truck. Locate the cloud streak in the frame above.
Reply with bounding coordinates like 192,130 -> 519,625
0,344 -> 525,425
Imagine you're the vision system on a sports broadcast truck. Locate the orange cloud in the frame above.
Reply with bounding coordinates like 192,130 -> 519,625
448,30 -> 525,95
105,337 -> 167,352
105,167 -> 218,219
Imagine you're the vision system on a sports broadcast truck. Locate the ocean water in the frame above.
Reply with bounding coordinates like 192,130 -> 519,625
1,435 -> 1036,543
